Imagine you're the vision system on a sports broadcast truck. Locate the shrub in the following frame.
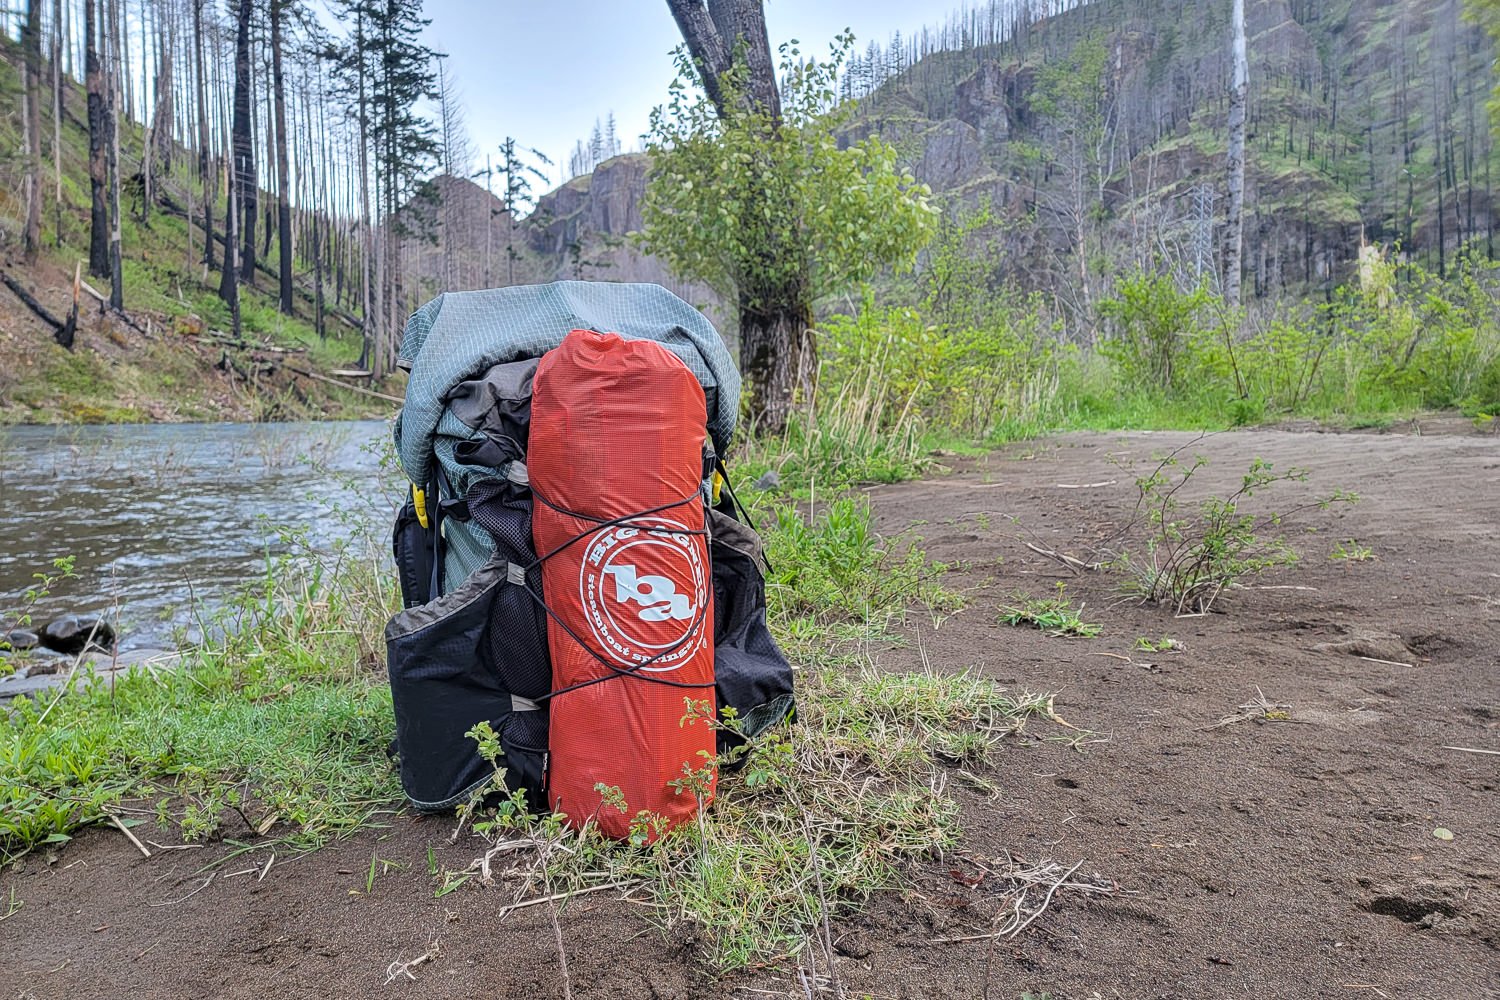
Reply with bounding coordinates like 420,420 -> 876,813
1114,451 -> 1358,615
1097,271 -> 1221,393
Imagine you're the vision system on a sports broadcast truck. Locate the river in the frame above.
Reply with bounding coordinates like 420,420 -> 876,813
0,420 -> 399,651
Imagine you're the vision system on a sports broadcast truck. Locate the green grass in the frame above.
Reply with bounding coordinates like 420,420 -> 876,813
762,495 -> 962,660
999,583 -> 1102,638
0,542 -> 400,865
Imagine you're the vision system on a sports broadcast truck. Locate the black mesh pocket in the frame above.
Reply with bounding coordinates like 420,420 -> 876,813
468,478 -> 551,701
709,509 -> 796,754
385,561 -> 509,812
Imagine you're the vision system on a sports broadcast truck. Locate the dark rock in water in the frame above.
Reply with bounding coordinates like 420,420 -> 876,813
752,470 -> 781,492
40,615 -> 116,655
3,629 -> 40,652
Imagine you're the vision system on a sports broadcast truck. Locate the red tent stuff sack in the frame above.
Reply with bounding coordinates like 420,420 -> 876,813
528,328 -> 717,839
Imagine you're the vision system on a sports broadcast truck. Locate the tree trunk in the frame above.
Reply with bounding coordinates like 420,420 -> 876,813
1224,0 -> 1248,307
738,298 -> 813,434
106,0 -> 124,310
355,9 -> 374,371
50,0 -> 63,249
223,128 -> 242,337
666,0 -> 780,120
86,0 -> 110,279
272,0 -> 294,314
666,0 -> 805,432
222,0 -> 255,301
192,0 -> 214,271
143,25 -> 173,221
21,0 -> 43,262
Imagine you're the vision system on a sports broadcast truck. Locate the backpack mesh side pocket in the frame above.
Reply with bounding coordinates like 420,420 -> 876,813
385,545 -> 548,813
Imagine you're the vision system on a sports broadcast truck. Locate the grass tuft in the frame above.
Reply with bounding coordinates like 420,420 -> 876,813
999,583 -> 1102,638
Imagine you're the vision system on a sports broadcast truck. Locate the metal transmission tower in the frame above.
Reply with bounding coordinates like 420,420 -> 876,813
1191,184 -> 1217,281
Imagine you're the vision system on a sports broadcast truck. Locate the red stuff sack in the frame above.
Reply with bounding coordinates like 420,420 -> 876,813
529,328 -> 717,839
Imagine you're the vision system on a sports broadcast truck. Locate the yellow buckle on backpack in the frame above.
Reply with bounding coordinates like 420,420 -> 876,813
412,484 -> 430,529
712,469 -> 725,504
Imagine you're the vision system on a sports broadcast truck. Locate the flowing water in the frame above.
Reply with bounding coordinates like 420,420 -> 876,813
0,420 -> 399,651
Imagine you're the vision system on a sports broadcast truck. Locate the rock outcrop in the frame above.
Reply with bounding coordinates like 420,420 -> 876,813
405,0 -> 1493,312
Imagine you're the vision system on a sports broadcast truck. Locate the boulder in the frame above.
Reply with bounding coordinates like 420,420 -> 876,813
40,615 -> 116,656
3,629 -> 39,652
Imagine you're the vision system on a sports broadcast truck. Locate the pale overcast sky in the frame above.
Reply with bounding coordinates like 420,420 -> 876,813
422,0 -> 957,188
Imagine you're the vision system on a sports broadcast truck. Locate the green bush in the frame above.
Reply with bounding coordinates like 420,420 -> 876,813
1097,271 -> 1221,393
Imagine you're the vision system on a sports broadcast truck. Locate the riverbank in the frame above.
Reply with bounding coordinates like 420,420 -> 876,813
0,421 -> 396,663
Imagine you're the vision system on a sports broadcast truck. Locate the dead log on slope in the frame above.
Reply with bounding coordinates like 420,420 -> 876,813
1,268 -> 75,349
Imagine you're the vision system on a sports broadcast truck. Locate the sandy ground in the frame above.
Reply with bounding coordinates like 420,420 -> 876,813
2,427 -> 1497,999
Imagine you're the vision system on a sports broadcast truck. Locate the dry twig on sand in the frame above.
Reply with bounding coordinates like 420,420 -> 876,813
931,856 -> 1121,946
1024,542 -> 1107,573
1208,687 -> 1295,729
103,808 -> 151,858
384,939 -> 441,984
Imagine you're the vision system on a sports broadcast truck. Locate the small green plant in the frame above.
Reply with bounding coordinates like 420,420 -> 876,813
999,583 -> 1102,638
1115,449 -> 1358,615
1133,636 -> 1181,653
358,851 -> 405,895
1330,539 -> 1375,561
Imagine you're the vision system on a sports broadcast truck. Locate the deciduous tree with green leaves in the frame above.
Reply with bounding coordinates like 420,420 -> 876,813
646,4 -> 937,434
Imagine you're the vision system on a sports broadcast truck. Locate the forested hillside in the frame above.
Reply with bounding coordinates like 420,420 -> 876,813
450,0 -> 1496,325
0,0 -> 440,422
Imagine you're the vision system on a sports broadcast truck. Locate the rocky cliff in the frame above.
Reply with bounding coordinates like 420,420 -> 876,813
408,0 -> 1495,316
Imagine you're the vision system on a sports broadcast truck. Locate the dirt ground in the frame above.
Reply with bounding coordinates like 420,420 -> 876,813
3,427 -> 1497,999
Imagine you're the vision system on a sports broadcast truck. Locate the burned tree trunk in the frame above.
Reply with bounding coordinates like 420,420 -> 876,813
1224,0 -> 1248,307
86,0 -> 109,279
22,0 -> 43,262
272,0 -> 294,315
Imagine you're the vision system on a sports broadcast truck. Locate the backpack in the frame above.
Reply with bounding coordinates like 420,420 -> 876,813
384,281 -> 795,825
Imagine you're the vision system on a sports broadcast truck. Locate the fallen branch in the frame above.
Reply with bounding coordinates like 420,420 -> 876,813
384,940 -> 441,984
71,275 -> 149,335
103,808 -> 152,858
285,365 -> 404,404
1024,542 -> 1106,573
0,269 -> 67,332
1443,745 -> 1500,757
931,858 -> 1115,944
499,881 -> 627,917
1355,655 -> 1415,668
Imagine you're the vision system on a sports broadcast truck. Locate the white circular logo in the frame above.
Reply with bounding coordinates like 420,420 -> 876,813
579,516 -> 709,671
